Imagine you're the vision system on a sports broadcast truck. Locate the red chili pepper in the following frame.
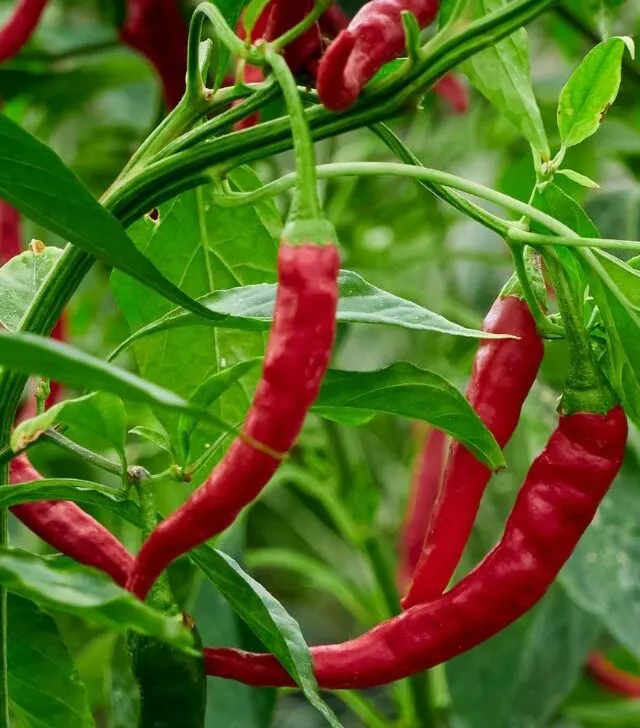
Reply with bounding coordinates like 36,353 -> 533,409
402,290 -> 544,608
0,201 -> 22,265
317,0 -> 440,111
397,426 -> 447,591
0,0 -> 49,63
433,74 -> 469,114
203,406 -> 627,688
127,242 -> 340,601
10,455 -> 134,587
586,652 -> 640,698
119,0 -> 188,109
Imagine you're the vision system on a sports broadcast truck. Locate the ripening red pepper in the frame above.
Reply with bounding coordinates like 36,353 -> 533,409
317,0 -> 440,111
397,426 -> 447,591
127,244 -> 339,600
0,0 -> 49,63
586,652 -> 640,698
119,0 -> 188,109
432,74 -> 469,114
10,455 -> 134,587
0,201 -> 22,265
203,406 -> 627,688
402,289 -> 544,608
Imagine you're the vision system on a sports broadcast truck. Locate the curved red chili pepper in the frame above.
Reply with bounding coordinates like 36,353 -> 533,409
127,242 -> 340,601
10,455 -> 134,587
0,0 -> 49,63
402,293 -> 544,608
433,74 -> 469,114
317,0 -> 440,111
397,426 -> 447,591
203,407 -> 627,689
0,201 -> 22,265
119,0 -> 188,109
586,652 -> 640,698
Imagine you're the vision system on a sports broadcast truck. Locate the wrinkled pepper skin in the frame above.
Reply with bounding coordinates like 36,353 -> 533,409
203,407 -> 627,689
397,427 -> 447,591
120,0 -> 188,109
128,621 -> 206,727
317,0 -> 440,111
403,294 -> 544,608
586,652 -> 640,698
127,243 -> 340,601
10,455 -> 134,587
0,0 -> 48,62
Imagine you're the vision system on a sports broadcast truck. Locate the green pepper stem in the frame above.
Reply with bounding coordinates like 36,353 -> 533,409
272,0 -> 334,52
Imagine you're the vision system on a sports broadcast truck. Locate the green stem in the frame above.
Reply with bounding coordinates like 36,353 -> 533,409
190,3 -> 248,64
509,228 -> 640,252
265,47 -> 322,226
42,431 -> 125,479
272,0 -> 333,52
545,255 -> 615,414
332,690 -> 391,728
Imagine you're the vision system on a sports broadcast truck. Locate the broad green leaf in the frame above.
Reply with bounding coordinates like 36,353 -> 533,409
8,594 -> 94,728
558,37 -> 633,150
441,0 -> 549,158
0,549 -> 194,653
579,250 -> 640,425
560,467 -> 640,668
111,269 -> 495,359
313,362 -> 505,470
111,186 -> 276,467
0,114 -> 229,324
178,358 -> 263,464
12,392 -> 127,461
3,480 -> 142,528
533,183 -> 600,239
447,585 -> 600,728
0,331 -> 233,429
191,547 -> 343,728
0,246 -> 62,330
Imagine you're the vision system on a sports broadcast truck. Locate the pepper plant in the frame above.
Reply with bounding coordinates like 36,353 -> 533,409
1,1 -> 640,727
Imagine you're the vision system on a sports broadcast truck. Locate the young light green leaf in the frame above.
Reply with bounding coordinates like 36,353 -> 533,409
0,246 -> 63,331
0,114 -> 229,325
8,595 -> 94,728
558,37 -> 632,150
0,549 -> 194,653
0,331 -> 227,428
440,0 -> 550,158
314,362 -> 505,470
12,392 -> 127,460
556,169 -> 601,189
111,269 -> 498,359
192,547 -> 343,728
129,426 -> 173,456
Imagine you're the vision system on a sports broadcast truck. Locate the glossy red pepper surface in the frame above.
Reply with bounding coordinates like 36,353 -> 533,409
0,0 -> 48,62
317,0 -> 440,111
203,407 -> 627,689
403,294 -> 544,608
10,455 -> 134,587
127,242 -> 340,600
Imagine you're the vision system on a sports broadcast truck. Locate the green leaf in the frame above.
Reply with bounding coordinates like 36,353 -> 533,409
556,168 -> 601,189
0,331 -> 231,429
447,585 -> 600,728
314,362 -> 505,470
441,0 -> 549,158
242,0 -> 272,35
0,114 -> 230,324
0,246 -> 63,331
560,466 -> 640,669
191,547 -> 343,728
12,392 -> 127,462
177,358 -> 263,464
111,186 -> 276,463
8,594 -> 95,728
129,426 -> 173,456
0,549 -> 194,653
111,269 -> 495,359
558,37 -> 633,150
2,480 -> 142,528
